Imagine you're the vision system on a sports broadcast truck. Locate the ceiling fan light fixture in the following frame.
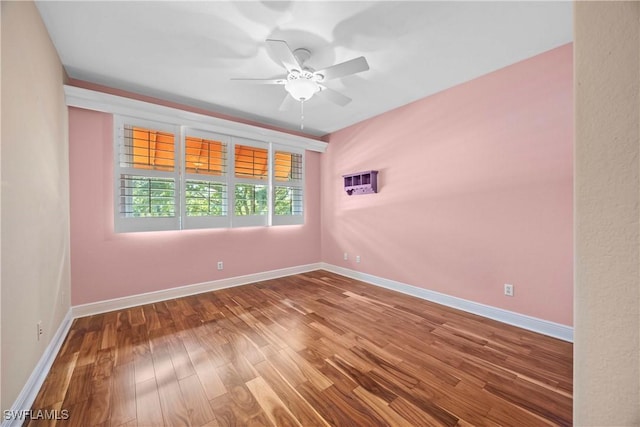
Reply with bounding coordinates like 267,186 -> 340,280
285,78 -> 319,101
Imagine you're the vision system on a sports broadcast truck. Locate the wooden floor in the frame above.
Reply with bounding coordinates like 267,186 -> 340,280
28,271 -> 572,427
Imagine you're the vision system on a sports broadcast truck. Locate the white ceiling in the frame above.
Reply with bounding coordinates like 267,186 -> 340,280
36,1 -> 572,137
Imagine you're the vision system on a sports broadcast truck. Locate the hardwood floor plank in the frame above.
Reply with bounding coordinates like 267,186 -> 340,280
155,301 -> 176,330
65,398 -> 90,427
367,368 -> 459,426
321,358 -> 360,396
208,393 -> 237,427
56,324 -> 85,357
110,362 -> 136,426
432,382 -> 496,426
178,374 -> 217,426
61,363 -> 92,407
353,386 -> 410,426
133,345 -> 155,385
35,351 -> 78,408
389,396 -> 451,427
186,345 -> 227,401
281,348 -> 332,391
485,403 -> 558,427
209,392 -> 270,427
28,271 -> 573,426
151,337 -> 192,426
216,363 -> 263,419
114,328 -> 134,367
245,376 -> 301,427
296,381 -> 359,426
166,333 -> 196,380
143,303 -> 162,332
253,360 -> 329,427
24,401 -> 64,427
136,377 -> 165,427
85,382 -> 112,426
329,355 -> 397,404
77,330 -> 101,367
317,383 -> 389,426
484,377 -> 572,426
101,321 -> 116,350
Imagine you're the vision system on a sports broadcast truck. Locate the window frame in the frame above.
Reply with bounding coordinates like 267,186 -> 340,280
230,137 -> 271,228
272,144 -> 305,226
114,116 -> 181,233
113,116 -> 305,233
182,128 -> 231,230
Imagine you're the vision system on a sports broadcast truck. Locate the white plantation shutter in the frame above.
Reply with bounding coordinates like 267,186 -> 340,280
231,138 -> 269,227
113,115 -> 306,232
183,130 -> 230,229
114,117 -> 180,232
273,146 -> 304,225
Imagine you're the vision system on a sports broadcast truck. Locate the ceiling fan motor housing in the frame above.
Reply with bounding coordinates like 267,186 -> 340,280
285,71 -> 320,101
292,48 -> 312,67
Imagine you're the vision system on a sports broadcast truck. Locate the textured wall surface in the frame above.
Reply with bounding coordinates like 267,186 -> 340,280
0,1 -> 71,410
68,107 -> 321,305
321,44 -> 573,326
574,2 -> 640,425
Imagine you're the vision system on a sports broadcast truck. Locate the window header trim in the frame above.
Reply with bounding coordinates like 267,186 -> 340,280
64,85 -> 328,153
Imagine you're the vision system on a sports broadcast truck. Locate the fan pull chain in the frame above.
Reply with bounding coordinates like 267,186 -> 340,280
300,99 -> 305,130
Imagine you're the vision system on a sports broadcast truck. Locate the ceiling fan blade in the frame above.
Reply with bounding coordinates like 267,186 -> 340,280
230,78 -> 286,85
316,56 -> 369,81
278,93 -> 296,111
266,39 -> 301,73
317,85 -> 352,106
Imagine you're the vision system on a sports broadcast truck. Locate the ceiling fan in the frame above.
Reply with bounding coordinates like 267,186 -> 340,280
232,39 -> 369,128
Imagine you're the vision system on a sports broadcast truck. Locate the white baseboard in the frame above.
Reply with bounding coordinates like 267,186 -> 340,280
71,263 -> 323,318
2,309 -> 73,427
320,263 -> 573,342
72,261 -> 573,340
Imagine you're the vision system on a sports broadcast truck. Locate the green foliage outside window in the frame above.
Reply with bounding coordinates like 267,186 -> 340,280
274,186 -> 303,216
235,184 -> 267,216
125,175 -> 175,217
186,180 -> 226,216
124,179 -> 302,219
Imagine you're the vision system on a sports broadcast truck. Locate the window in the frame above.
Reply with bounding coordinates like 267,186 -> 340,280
114,116 -> 305,232
183,131 -> 229,229
115,119 -> 180,232
232,142 -> 269,227
273,150 -> 304,225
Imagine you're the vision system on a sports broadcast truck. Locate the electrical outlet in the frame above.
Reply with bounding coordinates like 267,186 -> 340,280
356,255 -> 361,263
217,261 -> 223,270
504,284 -> 514,297
343,252 -> 348,261
37,321 -> 43,341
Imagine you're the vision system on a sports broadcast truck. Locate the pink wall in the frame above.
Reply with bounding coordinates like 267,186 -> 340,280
69,44 -> 573,326
69,107 -> 321,305
321,44 -> 573,326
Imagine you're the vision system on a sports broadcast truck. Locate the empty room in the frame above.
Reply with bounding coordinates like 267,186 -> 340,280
2,1 -> 639,426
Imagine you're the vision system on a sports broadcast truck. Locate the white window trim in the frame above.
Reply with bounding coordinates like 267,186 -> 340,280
230,136 -> 270,228
113,116 -> 181,233
182,128 -> 231,230
272,144 -> 305,226
113,117 -> 307,232
65,85 -> 328,153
